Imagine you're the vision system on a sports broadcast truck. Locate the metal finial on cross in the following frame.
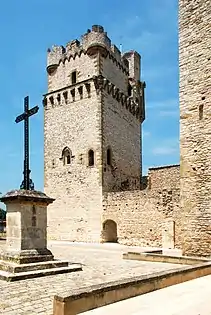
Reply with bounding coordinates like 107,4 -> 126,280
15,96 -> 39,190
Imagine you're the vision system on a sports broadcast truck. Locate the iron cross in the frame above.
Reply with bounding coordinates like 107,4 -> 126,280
15,96 -> 39,190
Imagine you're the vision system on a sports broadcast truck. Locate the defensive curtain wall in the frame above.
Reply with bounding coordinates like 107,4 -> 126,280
101,165 -> 181,249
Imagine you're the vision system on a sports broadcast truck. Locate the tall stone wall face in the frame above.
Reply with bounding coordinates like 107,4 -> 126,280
44,79 -> 103,242
102,166 -> 181,248
101,56 -> 128,94
99,48 -> 142,192
48,53 -> 97,92
179,0 -> 211,256
102,92 -> 141,192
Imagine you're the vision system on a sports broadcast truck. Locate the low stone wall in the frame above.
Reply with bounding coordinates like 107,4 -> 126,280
123,252 -> 210,265
102,165 -> 181,248
53,261 -> 211,315
148,165 -> 179,190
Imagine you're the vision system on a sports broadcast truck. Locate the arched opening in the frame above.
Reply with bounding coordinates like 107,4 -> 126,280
88,149 -> 94,166
101,220 -> 118,243
62,147 -> 71,165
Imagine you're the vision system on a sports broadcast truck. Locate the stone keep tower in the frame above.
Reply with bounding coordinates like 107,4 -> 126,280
179,1 -> 211,256
43,25 -> 145,241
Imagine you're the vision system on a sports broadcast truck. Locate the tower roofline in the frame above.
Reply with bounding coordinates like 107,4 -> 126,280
47,25 -> 143,78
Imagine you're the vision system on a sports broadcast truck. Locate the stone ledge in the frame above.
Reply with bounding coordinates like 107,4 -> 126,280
0,259 -> 69,273
53,262 -> 211,315
0,189 -> 55,204
123,251 -> 210,265
0,262 -> 82,282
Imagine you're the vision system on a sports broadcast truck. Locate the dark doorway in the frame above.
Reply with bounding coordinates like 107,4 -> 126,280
102,220 -> 118,242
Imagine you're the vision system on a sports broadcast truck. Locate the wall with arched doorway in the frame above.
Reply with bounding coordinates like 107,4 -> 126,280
101,219 -> 118,243
102,165 -> 181,248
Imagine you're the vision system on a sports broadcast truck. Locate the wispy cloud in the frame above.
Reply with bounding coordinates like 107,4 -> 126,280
152,138 -> 179,156
158,110 -> 178,117
143,130 -> 151,137
152,146 -> 177,156
108,0 -> 177,52
147,98 -> 178,110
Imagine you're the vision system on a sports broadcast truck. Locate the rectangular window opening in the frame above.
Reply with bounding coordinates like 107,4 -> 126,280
32,216 -> 36,227
199,104 -> 204,120
71,71 -> 77,84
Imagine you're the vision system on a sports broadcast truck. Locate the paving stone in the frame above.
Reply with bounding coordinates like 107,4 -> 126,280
0,241 -> 181,315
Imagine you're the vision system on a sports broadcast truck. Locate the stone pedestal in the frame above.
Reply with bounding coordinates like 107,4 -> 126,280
0,190 -> 82,281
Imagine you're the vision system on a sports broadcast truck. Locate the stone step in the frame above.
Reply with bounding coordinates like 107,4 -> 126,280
0,263 -> 82,282
0,259 -> 70,273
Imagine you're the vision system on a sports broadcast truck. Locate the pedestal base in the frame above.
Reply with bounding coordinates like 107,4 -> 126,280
0,259 -> 82,281
0,189 -> 82,281
1,248 -> 54,264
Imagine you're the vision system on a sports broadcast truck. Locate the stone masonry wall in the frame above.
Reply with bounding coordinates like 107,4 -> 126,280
148,165 -> 180,190
102,92 -> 141,192
44,78 -> 103,242
99,47 -> 142,192
101,55 -> 128,94
179,0 -> 211,256
47,52 -> 97,92
102,165 -> 181,248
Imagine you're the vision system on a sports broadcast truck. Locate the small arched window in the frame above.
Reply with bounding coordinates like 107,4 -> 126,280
62,147 -> 71,165
88,149 -> 94,166
107,148 -> 111,166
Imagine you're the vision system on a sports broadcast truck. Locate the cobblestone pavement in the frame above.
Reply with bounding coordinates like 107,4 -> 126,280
0,241 -> 182,315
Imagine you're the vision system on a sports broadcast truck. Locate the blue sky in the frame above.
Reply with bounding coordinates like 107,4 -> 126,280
0,0 -> 179,198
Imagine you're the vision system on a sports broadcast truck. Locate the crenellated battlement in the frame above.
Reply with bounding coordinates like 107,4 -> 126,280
47,25 -> 130,77
43,77 -> 93,108
93,75 -> 145,122
81,25 -> 111,52
43,75 -> 145,122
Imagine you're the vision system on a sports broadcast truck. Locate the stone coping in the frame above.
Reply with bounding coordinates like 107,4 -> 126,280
53,261 -> 211,315
54,262 -> 211,302
123,251 -> 210,265
148,164 -> 180,171
0,189 -> 55,204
